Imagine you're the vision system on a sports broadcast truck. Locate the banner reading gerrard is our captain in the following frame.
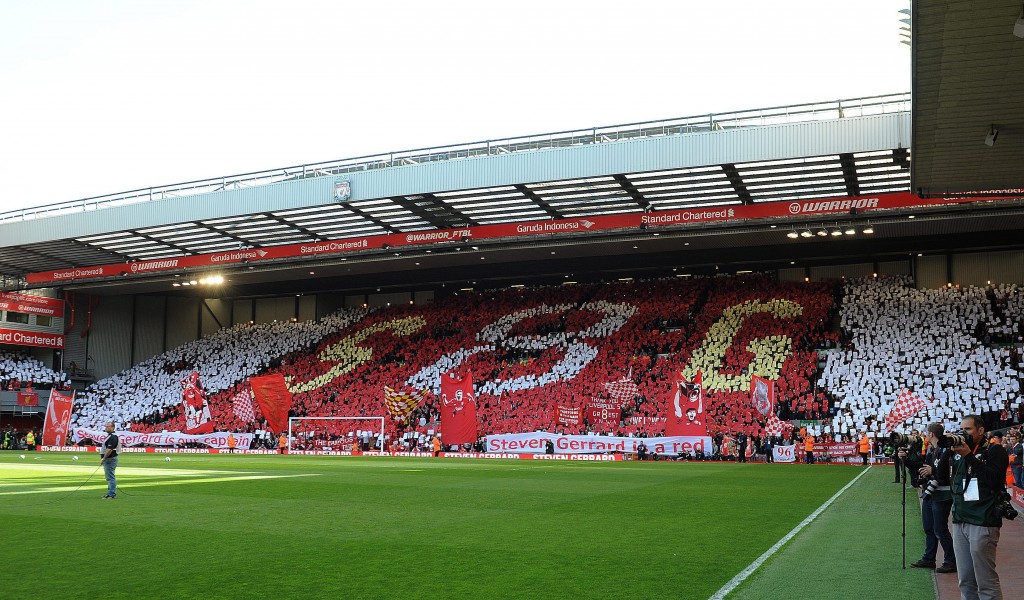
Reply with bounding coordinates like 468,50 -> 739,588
73,428 -> 253,449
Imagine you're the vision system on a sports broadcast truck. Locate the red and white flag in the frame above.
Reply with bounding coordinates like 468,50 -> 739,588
555,405 -> 581,427
763,412 -> 792,438
440,371 -> 477,445
665,371 -> 707,436
384,386 -> 428,423
181,372 -> 215,434
249,374 -> 294,434
43,389 -> 74,446
750,374 -> 775,417
604,368 -> 639,405
231,387 -> 256,424
885,389 -> 929,431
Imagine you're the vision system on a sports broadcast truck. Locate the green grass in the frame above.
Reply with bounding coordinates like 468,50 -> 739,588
0,453 -> 933,599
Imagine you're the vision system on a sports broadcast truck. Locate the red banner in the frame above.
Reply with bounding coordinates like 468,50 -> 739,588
440,371 -> 478,445
585,401 -> 622,428
0,328 -> 64,348
0,292 -> 64,318
249,374 -> 294,434
25,192 -> 1014,285
812,442 -> 858,456
180,372 -> 215,434
17,389 -> 39,406
665,371 -> 705,436
43,389 -> 74,446
555,405 -> 581,427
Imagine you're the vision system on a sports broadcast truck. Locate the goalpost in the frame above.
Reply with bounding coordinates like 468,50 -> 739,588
287,416 -> 386,453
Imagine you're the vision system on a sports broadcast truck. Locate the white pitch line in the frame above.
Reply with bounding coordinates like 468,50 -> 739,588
708,466 -> 873,600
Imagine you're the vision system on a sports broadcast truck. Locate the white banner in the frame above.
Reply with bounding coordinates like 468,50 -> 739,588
773,444 -> 797,463
73,428 -> 254,449
485,432 -> 711,455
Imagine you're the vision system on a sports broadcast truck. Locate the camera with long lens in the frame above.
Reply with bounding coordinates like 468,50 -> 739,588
936,430 -> 971,449
921,479 -> 939,498
888,432 -> 924,452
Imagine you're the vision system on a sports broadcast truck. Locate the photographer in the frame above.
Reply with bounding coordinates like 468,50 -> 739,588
950,414 -> 1010,600
899,423 -> 955,573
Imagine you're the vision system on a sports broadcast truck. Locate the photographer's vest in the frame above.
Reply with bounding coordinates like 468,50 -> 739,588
951,441 -> 1006,527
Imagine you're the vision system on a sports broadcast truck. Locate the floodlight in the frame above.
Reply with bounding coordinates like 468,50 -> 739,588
787,231 -> 799,239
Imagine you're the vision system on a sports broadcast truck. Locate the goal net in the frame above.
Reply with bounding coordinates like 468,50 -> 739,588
287,416 -> 385,453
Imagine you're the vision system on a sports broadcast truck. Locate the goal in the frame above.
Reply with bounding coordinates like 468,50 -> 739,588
287,416 -> 385,453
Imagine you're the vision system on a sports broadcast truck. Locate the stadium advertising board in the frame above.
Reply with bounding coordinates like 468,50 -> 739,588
0,292 -> 64,318
0,327 -> 64,348
24,191 -> 1005,285
486,432 -> 711,455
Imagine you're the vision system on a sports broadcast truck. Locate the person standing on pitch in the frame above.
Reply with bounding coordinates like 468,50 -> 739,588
901,423 -> 956,573
100,422 -> 120,499
950,415 -> 1009,600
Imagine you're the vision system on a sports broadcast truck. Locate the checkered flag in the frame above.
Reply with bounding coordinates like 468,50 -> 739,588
884,389 -> 929,432
604,368 -> 639,406
764,412 -> 792,437
384,386 -> 429,423
232,388 -> 256,423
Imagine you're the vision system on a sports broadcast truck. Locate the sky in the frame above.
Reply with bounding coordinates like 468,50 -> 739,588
0,0 -> 911,214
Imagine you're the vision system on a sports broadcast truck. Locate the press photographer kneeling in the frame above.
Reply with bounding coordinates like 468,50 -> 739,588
897,423 -> 956,573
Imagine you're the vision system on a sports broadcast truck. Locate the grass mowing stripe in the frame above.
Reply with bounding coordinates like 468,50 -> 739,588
726,466 -> 934,600
0,455 -> 868,599
709,466 -> 871,600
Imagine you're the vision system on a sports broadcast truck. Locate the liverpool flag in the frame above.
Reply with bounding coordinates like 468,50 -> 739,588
750,374 -> 775,417
665,370 -> 706,436
181,372 -> 215,434
43,389 -> 74,446
439,371 -> 477,445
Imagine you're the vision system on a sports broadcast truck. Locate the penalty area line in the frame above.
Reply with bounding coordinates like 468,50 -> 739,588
708,466 -> 873,600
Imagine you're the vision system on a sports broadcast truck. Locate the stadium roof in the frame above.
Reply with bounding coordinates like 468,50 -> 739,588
2,89 -> 1021,297
911,0 -> 1024,197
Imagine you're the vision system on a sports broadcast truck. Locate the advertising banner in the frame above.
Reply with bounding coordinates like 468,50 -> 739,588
25,192 -> 1010,285
0,328 -> 64,349
0,292 -> 64,318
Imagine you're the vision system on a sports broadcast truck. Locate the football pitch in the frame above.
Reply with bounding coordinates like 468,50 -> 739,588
0,453 -> 933,599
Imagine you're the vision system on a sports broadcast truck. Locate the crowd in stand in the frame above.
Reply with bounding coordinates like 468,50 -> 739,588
63,273 -> 1024,451
73,307 -> 369,429
0,350 -> 66,390
818,277 -> 1022,440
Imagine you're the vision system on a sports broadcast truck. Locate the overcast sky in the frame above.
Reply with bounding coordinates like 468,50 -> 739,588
0,1 -> 910,214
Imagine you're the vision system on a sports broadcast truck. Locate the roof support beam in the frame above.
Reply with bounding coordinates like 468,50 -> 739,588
721,164 -> 754,205
839,153 -> 860,197
515,185 -> 563,219
261,213 -> 322,241
612,175 -> 652,211
390,194 -> 478,229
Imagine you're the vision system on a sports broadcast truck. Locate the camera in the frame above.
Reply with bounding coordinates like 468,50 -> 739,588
997,490 -> 1019,521
921,479 -> 939,498
936,430 -> 971,449
888,432 -> 924,451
